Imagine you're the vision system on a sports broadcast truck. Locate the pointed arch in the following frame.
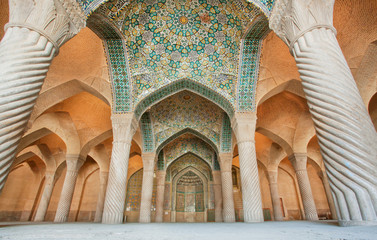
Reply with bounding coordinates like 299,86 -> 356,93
134,79 -> 235,120
156,128 -> 219,156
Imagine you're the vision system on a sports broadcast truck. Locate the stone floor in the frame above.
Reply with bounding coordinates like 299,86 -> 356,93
0,221 -> 377,240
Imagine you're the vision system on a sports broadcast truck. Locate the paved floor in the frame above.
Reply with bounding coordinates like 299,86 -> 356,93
0,221 -> 377,240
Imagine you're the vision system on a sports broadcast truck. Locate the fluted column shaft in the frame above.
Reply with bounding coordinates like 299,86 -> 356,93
231,113 -> 264,222
0,0 -> 84,192
94,171 -> 108,222
213,170 -> 223,222
267,170 -> 284,221
219,153 -> 235,222
54,155 -> 84,222
270,0 -> 377,225
102,113 -> 138,224
289,153 -> 318,220
34,171 -> 57,221
155,170 -> 166,223
139,153 -> 156,223
318,170 -> 338,220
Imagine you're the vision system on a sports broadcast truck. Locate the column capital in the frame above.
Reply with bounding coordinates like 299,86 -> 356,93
142,152 -> 156,171
269,0 -> 336,51
7,0 -> 85,54
111,113 -> 138,143
156,170 -> 166,185
65,154 -> 85,172
231,112 -> 257,144
218,153 -> 233,172
267,170 -> 278,184
288,153 -> 308,171
212,170 -> 222,185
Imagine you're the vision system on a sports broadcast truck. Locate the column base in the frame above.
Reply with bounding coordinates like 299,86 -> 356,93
102,213 -> 123,224
338,220 -> 377,227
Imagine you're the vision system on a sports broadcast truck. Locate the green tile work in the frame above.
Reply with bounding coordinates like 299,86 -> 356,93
149,91 -> 223,149
246,0 -> 275,16
157,150 -> 164,170
164,134 -> 214,169
166,153 -> 212,182
99,0 -> 264,111
237,15 -> 270,111
213,153 -> 220,171
104,39 -> 132,113
125,169 -> 157,211
220,113 -> 232,152
140,112 -> 154,152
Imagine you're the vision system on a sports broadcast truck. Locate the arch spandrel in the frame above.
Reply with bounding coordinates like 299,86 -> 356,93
150,91 -> 223,148
163,134 -> 215,169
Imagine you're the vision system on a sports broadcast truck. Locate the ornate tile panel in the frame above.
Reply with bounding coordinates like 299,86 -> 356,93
220,113 -> 232,152
104,39 -> 132,112
140,112 -> 154,152
134,79 -> 234,119
166,153 -> 212,182
125,168 -> 157,211
99,0 -> 263,109
164,134 -> 214,169
150,91 -> 223,148
237,15 -> 270,111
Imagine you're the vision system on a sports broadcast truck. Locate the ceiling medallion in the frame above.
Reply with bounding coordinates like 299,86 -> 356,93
179,16 -> 189,25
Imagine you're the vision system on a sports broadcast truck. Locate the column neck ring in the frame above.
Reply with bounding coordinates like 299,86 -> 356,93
289,24 -> 337,54
5,23 -> 59,55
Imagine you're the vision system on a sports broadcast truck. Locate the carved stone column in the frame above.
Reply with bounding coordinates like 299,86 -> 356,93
231,113 -> 264,222
270,0 -> 377,225
54,154 -> 85,222
102,113 -> 138,224
34,171 -> 59,221
267,170 -> 284,221
212,170 -> 223,222
219,153 -> 235,222
94,171 -> 108,222
289,153 -> 318,220
0,0 -> 85,192
139,152 -> 156,223
155,170 -> 166,223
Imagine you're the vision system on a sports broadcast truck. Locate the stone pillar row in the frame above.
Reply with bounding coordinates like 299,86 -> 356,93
102,114 -> 138,224
270,0 -> 377,226
54,155 -> 85,222
267,170 -> 284,221
139,153 -> 156,223
0,0 -> 85,192
94,171 -> 109,222
231,113 -> 264,222
219,153 -> 236,222
289,153 -> 318,221
155,170 -> 166,223
212,170 -> 223,222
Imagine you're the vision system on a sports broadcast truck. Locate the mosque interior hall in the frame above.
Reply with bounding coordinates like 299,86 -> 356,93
0,0 -> 377,232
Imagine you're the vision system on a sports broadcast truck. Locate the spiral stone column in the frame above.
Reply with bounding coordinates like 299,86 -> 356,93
139,152 -> 156,223
267,170 -> 284,221
54,154 -> 85,222
0,0 -> 85,193
94,171 -> 108,222
34,171 -> 58,221
270,0 -> 377,226
289,154 -> 318,220
155,170 -> 166,223
318,170 -> 337,220
231,113 -> 264,222
102,113 -> 138,224
212,170 -> 223,222
219,153 -> 235,222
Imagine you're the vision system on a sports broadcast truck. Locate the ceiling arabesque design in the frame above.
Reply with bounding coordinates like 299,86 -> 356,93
150,91 -> 222,147
164,133 -> 214,167
99,0 -> 261,107
166,153 -> 212,181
